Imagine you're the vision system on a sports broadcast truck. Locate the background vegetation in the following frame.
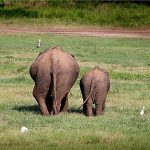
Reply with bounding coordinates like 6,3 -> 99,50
0,0 -> 150,28
0,32 -> 150,149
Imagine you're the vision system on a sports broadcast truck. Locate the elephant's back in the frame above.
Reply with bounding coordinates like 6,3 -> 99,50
55,51 -> 79,75
94,68 -> 109,81
39,46 -> 79,71
81,67 -> 109,87
94,69 -> 110,92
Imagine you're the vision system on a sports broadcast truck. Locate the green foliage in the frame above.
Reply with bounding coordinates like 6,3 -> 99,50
110,71 -> 150,81
0,8 -> 38,18
0,33 -> 150,149
0,1 -> 150,28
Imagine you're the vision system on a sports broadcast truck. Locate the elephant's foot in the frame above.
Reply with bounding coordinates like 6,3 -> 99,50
95,104 -> 103,116
39,104 -> 50,116
87,114 -> 93,117
53,105 -> 58,115
86,111 -> 93,117
40,110 -> 50,116
95,111 -> 104,116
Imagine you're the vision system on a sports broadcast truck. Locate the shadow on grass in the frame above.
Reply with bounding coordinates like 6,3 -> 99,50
13,105 -> 83,115
69,106 -> 83,114
13,105 -> 40,114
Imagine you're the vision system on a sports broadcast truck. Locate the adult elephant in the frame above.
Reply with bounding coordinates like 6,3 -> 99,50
30,46 -> 79,116
80,66 -> 110,117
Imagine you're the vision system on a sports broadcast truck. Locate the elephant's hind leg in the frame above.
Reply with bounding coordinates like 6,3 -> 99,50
102,100 -> 106,111
33,80 -> 50,116
60,93 -> 69,112
82,90 -> 93,116
95,96 -> 106,116
95,102 -> 103,116
46,94 -> 53,115
85,96 -> 93,117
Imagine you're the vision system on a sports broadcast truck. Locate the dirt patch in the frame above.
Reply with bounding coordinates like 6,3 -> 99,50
0,26 -> 150,38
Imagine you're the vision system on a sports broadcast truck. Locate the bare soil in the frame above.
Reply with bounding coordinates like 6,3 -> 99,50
0,26 -> 150,38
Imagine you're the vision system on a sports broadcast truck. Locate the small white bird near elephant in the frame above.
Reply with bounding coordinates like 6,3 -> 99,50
140,106 -> 145,117
37,38 -> 41,48
21,126 -> 28,133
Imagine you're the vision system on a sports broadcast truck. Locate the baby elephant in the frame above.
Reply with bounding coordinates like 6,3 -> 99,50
80,66 -> 110,117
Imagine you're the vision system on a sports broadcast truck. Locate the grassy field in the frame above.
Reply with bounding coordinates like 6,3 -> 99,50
0,32 -> 150,149
0,1 -> 150,28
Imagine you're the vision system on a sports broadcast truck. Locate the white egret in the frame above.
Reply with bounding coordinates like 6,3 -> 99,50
140,106 -> 145,117
21,126 -> 28,133
37,38 -> 41,48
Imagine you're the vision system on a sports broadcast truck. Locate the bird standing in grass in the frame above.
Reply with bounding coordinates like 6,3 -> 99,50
140,106 -> 145,117
21,126 -> 28,133
37,38 -> 41,48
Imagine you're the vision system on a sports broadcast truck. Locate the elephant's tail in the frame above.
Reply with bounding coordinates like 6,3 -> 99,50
78,75 -> 95,110
51,54 -> 58,115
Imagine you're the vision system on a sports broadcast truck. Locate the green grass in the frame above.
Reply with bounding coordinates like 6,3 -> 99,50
0,2 -> 150,28
0,32 -> 150,149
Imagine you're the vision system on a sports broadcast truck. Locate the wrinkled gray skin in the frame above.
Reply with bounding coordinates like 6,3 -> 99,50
80,67 -> 110,117
30,47 -> 79,116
